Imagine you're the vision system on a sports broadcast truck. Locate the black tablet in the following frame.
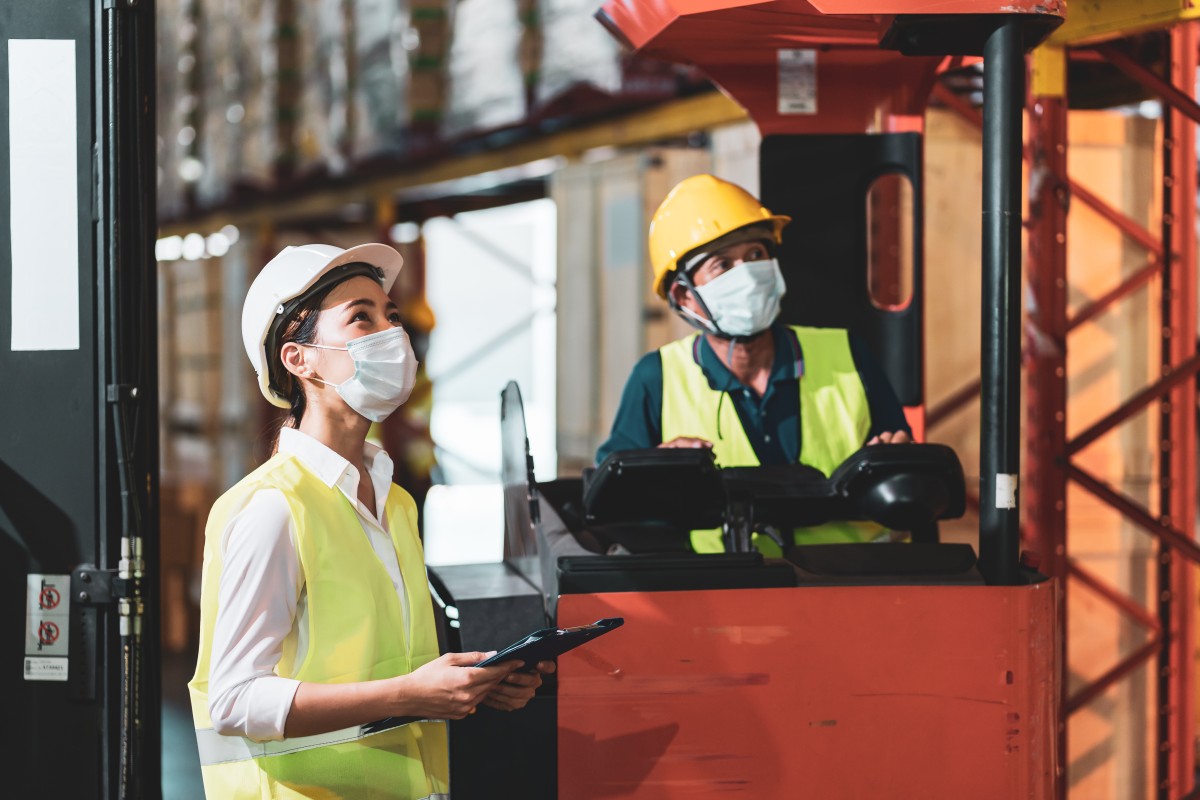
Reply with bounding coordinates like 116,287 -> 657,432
474,618 -> 624,669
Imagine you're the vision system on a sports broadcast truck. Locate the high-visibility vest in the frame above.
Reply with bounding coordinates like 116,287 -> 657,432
660,326 -> 877,553
188,454 -> 449,800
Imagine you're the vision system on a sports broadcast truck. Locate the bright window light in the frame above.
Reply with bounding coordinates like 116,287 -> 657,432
182,232 -> 205,261
206,232 -> 230,258
155,235 -> 183,261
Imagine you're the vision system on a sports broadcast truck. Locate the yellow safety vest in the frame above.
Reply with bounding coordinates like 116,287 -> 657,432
660,326 -> 877,553
188,453 -> 449,800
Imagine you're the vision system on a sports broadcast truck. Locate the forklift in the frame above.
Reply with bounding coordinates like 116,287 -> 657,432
429,2 -> 1066,798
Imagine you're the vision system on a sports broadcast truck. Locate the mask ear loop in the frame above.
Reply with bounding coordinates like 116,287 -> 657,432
295,341 -> 349,389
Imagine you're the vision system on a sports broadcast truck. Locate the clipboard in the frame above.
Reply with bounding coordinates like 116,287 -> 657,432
474,617 -> 624,669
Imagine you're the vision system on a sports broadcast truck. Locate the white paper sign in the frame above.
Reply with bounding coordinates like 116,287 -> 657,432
778,49 -> 817,115
996,473 -> 1019,509
8,39 -> 80,351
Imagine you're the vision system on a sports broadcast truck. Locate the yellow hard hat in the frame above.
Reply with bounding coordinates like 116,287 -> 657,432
648,174 -> 791,298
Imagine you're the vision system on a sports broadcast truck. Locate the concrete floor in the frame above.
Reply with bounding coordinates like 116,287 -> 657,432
162,647 -> 205,800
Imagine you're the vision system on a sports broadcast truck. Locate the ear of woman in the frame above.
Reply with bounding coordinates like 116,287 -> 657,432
279,341 -> 314,382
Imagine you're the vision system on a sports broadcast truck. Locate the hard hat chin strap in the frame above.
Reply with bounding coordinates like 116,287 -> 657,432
675,300 -> 737,374
670,270 -> 731,339
669,271 -> 768,372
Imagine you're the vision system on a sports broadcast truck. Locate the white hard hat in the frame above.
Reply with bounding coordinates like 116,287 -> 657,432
242,243 -> 404,408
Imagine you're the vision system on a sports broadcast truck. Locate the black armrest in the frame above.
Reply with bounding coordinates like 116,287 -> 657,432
829,444 -> 966,531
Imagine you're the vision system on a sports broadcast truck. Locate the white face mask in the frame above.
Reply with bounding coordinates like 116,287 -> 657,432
681,258 -> 787,338
303,327 -> 418,422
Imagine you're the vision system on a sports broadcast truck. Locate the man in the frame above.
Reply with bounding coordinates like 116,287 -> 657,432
598,174 -> 912,552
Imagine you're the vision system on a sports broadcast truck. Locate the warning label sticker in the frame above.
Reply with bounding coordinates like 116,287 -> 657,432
26,574 -> 70,678
39,585 -> 62,611
24,657 -> 68,682
778,49 -> 817,115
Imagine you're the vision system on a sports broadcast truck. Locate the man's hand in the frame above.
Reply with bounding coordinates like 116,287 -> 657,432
866,430 -> 912,446
481,660 -> 556,712
658,437 -> 713,449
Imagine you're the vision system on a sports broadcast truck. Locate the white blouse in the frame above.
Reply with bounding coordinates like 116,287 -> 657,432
207,427 -> 410,742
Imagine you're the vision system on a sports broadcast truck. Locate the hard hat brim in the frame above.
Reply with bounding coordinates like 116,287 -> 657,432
326,242 -> 403,293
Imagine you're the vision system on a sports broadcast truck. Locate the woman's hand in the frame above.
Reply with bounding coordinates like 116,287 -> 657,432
658,437 -> 713,449
481,660 -> 556,712
866,430 -> 912,446
391,652 -> 520,719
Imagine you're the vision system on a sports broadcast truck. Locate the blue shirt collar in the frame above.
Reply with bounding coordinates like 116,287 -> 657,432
693,321 -> 803,394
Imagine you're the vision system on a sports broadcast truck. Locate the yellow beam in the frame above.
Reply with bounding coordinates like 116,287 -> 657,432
159,92 -> 749,238
1048,0 -> 1200,47
1031,45 -> 1067,98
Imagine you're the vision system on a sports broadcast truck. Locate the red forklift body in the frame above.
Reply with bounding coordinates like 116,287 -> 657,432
597,1 -> 1064,134
559,582 -> 1060,798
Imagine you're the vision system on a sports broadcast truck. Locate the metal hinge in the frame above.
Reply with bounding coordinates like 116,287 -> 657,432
71,565 -> 133,606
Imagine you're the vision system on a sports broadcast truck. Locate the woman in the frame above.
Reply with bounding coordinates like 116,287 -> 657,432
188,243 -> 551,799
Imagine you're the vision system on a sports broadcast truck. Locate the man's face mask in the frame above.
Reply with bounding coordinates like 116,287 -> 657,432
680,258 -> 787,338
302,326 -> 418,422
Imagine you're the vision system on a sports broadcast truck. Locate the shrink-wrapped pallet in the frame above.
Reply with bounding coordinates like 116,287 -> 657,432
351,0 -> 409,159
156,0 -> 187,218
441,0 -> 527,138
292,0 -> 452,169
534,0 -> 691,110
236,0 -> 279,189
534,0 -> 620,105
196,0 -> 241,206
295,0 -> 352,175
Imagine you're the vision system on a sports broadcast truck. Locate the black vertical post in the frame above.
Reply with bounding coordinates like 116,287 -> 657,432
979,20 -> 1025,586
99,1 -> 159,796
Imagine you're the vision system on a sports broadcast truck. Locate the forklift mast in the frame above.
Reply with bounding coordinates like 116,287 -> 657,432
0,1 -> 158,797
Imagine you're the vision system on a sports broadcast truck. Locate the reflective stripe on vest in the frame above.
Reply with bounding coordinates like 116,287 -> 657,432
188,454 -> 448,800
194,718 -> 442,767
660,326 -> 876,552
